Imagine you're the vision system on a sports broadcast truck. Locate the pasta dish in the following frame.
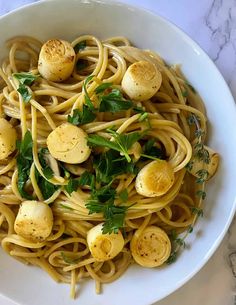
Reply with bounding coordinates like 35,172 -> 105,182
0,35 -> 219,298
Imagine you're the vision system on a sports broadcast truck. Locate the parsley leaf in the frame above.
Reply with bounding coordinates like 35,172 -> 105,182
65,178 -> 80,195
83,75 -> 95,110
74,41 -> 86,53
76,59 -> 89,71
13,72 -> 38,103
17,84 -> 32,103
16,131 -> 34,199
17,134 -> 59,200
87,130 -> 141,163
142,139 -> 166,160
99,88 -> 133,113
102,207 -> 127,234
42,166 -> 54,179
107,129 -> 142,162
61,252 -> 80,264
37,149 -> 59,199
13,72 -> 39,86
65,171 -> 95,195
38,149 -> 54,179
35,172 -> 59,200
86,185 -> 128,234
133,106 -> 146,113
93,185 -> 116,203
68,106 -> 96,125
119,189 -> 128,202
93,150 -> 138,183
95,83 -> 112,94
138,112 -> 148,122
87,134 -> 120,151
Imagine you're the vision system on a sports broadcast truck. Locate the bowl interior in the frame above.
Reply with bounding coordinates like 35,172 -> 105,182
0,1 -> 236,305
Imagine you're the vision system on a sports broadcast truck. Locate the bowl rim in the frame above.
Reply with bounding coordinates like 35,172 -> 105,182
0,0 -> 236,304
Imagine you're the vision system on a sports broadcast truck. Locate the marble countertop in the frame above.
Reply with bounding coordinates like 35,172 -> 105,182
0,0 -> 235,305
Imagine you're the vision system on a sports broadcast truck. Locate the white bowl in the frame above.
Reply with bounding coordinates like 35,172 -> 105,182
0,1 -> 236,305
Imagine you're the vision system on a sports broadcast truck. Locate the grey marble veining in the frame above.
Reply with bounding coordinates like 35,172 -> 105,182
205,0 -> 236,97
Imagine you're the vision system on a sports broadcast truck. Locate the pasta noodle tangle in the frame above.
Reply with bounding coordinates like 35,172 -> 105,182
0,35 -> 219,298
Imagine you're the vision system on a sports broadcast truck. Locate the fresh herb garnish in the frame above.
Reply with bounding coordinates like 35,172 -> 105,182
185,81 -> 196,93
93,150 -> 138,183
87,130 -> 141,163
38,148 -> 54,180
166,230 -> 186,265
194,143 -> 210,164
196,190 -> 206,200
68,106 -> 96,126
35,172 -> 59,200
16,131 -> 34,199
17,84 -> 32,103
119,189 -> 128,202
188,226 -> 193,233
141,139 -> 165,161
196,169 -> 209,184
188,114 -> 209,164
74,41 -> 86,53
13,72 -> 39,85
170,230 -> 186,248
58,162 -> 70,178
13,72 -> 38,103
106,129 -> 141,162
94,82 -> 134,113
86,185 -> 128,234
182,90 -> 188,97
185,161 -> 194,171
68,76 -> 97,125
16,132 -> 57,200
95,83 -> 112,94
133,106 -> 146,114
98,88 -> 133,113
166,251 -> 178,264
60,204 -> 73,210
76,59 -> 89,71
61,252 -> 80,264
83,75 -> 95,110
37,149 -> 59,199
138,112 -> 148,122
187,113 -> 210,209
190,207 -> 204,217
42,166 -> 54,179
65,171 -> 95,195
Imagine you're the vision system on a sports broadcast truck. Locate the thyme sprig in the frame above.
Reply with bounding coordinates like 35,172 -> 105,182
188,114 -> 210,165
168,113 -> 210,264
167,230 -> 187,264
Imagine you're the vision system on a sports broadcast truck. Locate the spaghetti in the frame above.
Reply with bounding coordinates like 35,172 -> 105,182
0,35 -> 219,298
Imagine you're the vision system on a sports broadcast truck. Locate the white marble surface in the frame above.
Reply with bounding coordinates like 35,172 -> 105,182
0,0 -> 235,305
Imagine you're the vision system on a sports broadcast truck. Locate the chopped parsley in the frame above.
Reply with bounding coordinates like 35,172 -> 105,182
65,171 -> 95,195
86,185 -> 129,234
74,41 -> 86,53
87,129 -> 141,163
13,72 -> 38,103
16,131 -> 59,200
